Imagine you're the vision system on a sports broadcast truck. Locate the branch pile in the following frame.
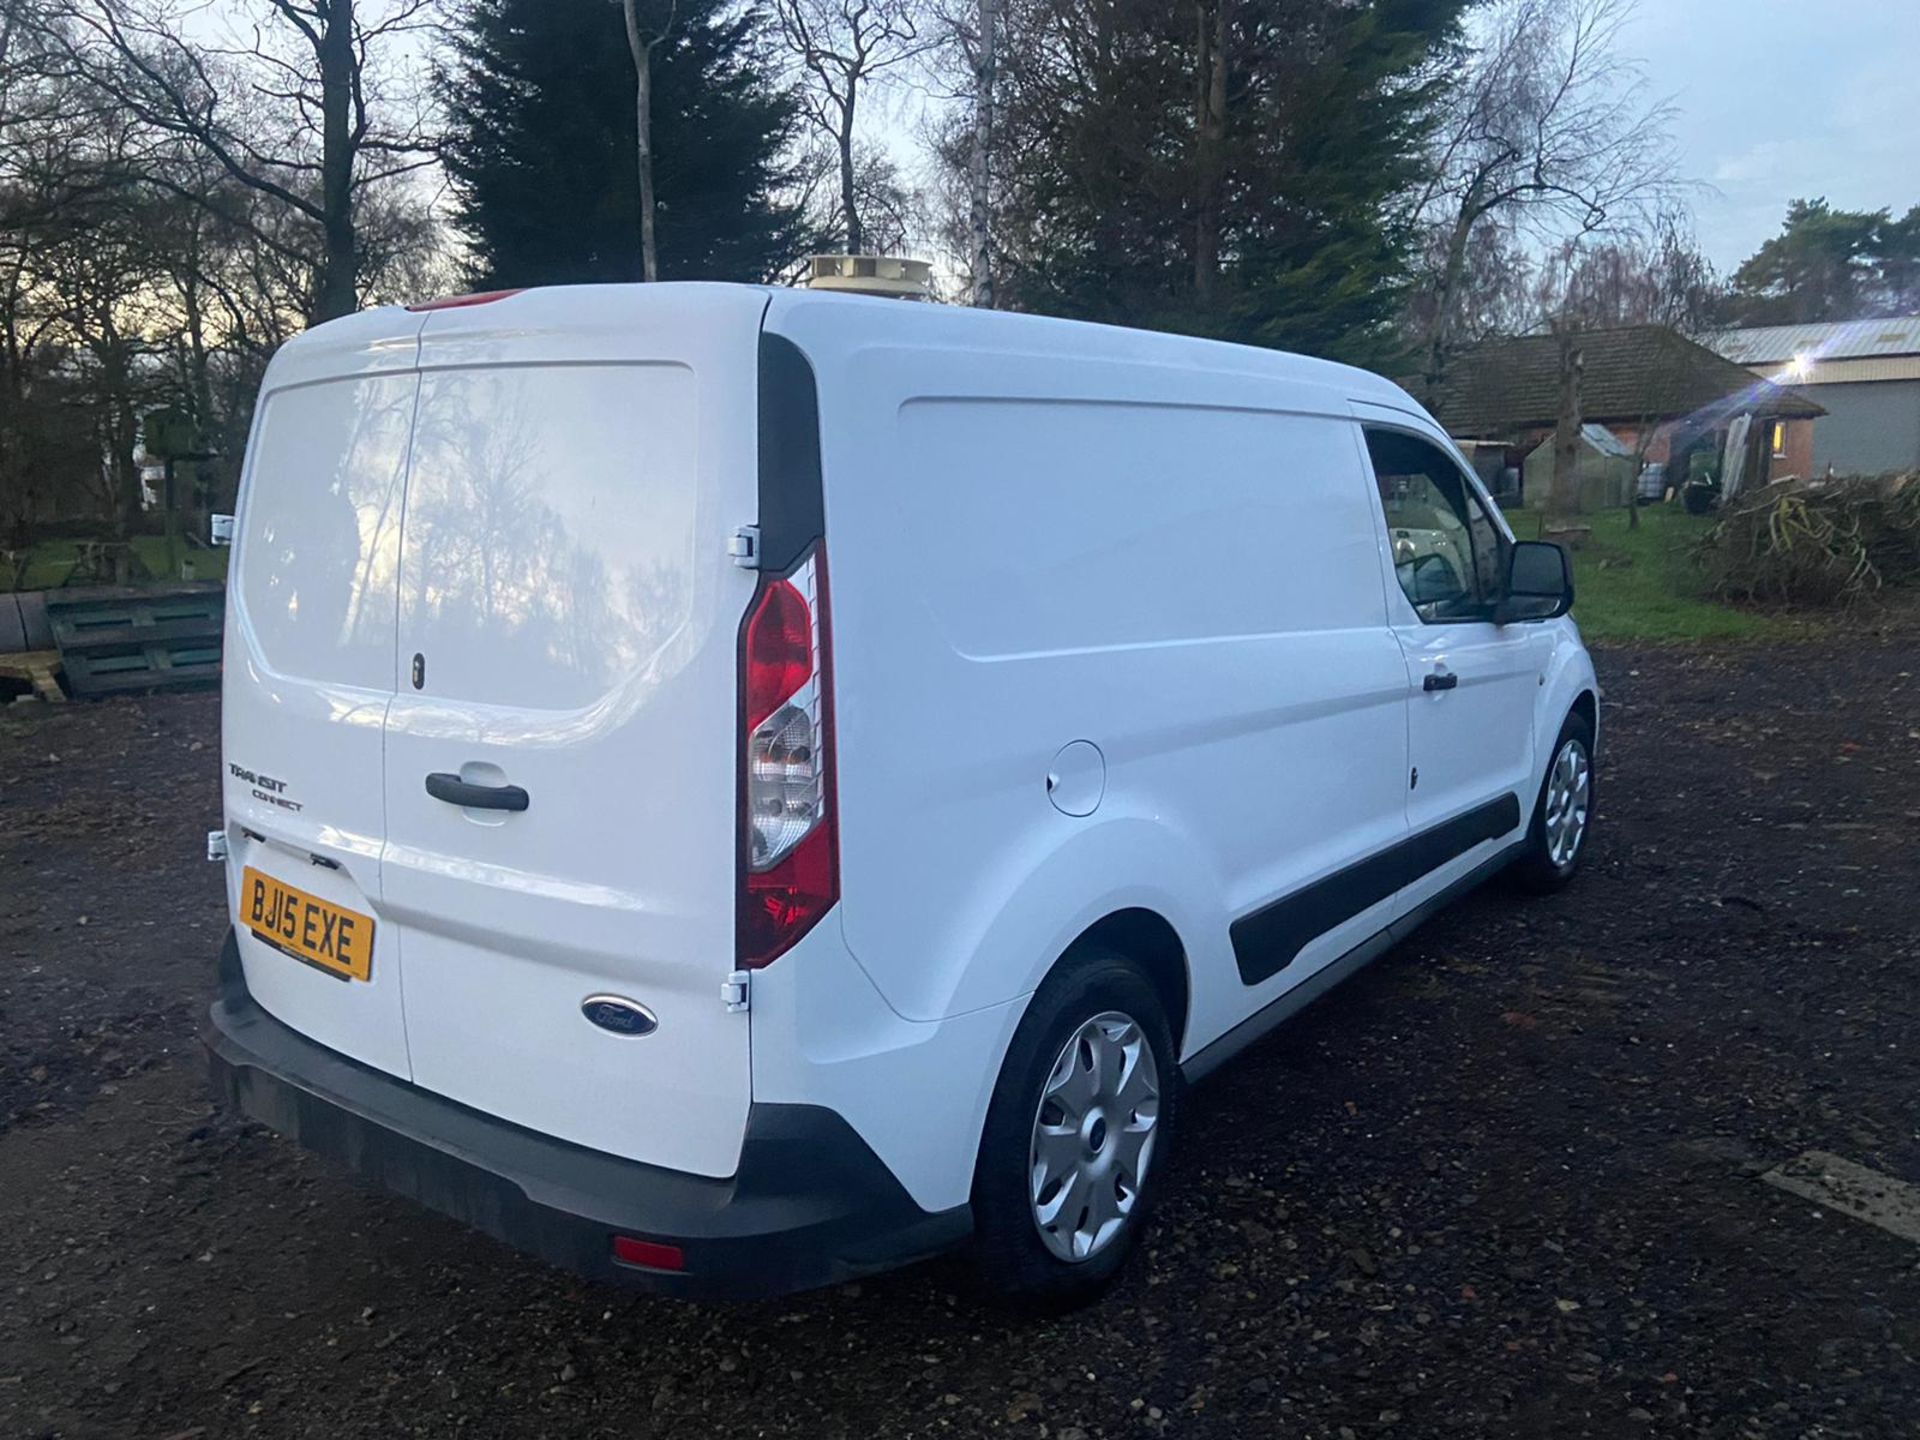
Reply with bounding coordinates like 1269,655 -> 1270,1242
1702,474 -> 1920,606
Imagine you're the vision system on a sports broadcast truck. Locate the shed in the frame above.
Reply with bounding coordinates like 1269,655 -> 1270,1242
1521,425 -> 1637,511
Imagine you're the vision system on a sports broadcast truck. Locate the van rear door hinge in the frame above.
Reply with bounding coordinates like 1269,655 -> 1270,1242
721,970 -> 751,1013
728,525 -> 761,569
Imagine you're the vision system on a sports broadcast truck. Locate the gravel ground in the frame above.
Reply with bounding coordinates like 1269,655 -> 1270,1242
2,629 -> 1917,1440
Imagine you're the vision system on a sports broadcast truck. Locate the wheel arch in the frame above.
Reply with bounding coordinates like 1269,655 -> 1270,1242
1057,907 -> 1192,1058
1536,631 -> 1600,767
1570,687 -> 1598,739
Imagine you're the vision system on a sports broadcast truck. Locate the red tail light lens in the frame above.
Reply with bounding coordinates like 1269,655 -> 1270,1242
743,578 -> 812,732
611,1236 -> 685,1271
404,289 -> 524,312
739,548 -> 837,968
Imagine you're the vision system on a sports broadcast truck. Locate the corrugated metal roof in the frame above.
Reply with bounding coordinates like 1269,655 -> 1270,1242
1713,318 -> 1920,365
1581,423 -> 1633,457
1520,425 -> 1634,462
1750,356 -> 1920,386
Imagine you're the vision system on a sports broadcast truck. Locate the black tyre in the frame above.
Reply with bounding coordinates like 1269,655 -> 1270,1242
967,948 -> 1178,1310
1510,709 -> 1595,894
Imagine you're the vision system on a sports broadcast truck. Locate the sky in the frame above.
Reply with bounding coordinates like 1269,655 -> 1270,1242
1615,0 -> 1920,274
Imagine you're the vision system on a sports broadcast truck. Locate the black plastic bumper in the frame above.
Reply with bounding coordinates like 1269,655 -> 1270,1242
203,932 -> 970,1300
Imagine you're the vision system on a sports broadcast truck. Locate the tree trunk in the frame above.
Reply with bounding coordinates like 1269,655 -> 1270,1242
180,266 -> 216,539
1192,0 -> 1228,301
622,0 -> 661,281
1626,434 -> 1645,530
1424,207 -> 1477,389
968,0 -> 997,307
1550,318 -> 1585,516
0,271 -> 21,539
312,0 -> 358,324
103,350 -> 142,541
839,86 -> 862,255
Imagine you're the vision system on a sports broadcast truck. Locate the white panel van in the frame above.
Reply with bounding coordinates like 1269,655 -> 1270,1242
206,284 -> 1598,1306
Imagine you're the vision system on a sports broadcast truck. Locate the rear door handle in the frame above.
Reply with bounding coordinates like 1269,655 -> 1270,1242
1423,672 -> 1459,692
425,773 -> 530,812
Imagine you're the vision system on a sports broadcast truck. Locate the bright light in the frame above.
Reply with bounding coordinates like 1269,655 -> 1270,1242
1784,353 -> 1814,381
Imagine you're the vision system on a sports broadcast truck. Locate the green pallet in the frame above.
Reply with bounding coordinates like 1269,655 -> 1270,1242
43,582 -> 225,698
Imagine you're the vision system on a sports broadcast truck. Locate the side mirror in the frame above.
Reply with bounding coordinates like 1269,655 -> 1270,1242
1497,540 -> 1573,623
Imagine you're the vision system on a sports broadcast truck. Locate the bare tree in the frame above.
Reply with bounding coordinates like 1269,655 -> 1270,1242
1527,217 -> 1721,525
771,0 -> 931,255
1553,217 -> 1720,526
1415,0 -> 1679,386
617,0 -> 674,282
3,0 -> 445,548
968,0 -> 996,302
39,0 -> 440,325
963,0 -> 996,303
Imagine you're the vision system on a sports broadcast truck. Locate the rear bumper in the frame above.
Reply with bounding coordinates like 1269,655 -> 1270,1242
203,932 -> 970,1300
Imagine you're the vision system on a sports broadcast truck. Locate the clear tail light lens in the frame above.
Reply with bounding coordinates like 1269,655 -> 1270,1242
739,548 -> 837,967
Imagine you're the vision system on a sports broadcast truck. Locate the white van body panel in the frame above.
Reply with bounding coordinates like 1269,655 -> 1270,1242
747,914 -> 1028,1213
380,286 -> 765,1179
222,310 -> 427,1078
1344,400 -> 1596,925
224,286 -> 766,1180
222,284 -> 1597,1236
763,295 -> 1417,1046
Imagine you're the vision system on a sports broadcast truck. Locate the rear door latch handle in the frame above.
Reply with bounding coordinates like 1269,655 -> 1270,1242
425,773 -> 530,812
1423,671 -> 1459,692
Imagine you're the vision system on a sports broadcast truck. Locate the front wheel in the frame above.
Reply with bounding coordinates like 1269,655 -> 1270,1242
967,949 -> 1178,1310
1511,711 -> 1595,893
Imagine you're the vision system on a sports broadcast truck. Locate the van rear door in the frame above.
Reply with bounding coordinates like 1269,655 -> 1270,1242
223,311 -> 426,1079
378,286 -> 766,1179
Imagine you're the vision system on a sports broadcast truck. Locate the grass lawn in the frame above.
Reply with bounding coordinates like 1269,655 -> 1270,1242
8,535 -> 228,592
1513,504 -> 1787,645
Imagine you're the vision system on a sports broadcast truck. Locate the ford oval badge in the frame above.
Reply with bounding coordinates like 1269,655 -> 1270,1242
581,995 -> 658,1037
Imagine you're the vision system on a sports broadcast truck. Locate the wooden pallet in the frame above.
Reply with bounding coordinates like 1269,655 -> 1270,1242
42,582 -> 224,698
0,649 -> 66,703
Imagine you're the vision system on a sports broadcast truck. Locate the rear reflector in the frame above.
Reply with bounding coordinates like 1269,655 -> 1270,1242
611,1236 -> 686,1272
404,289 -> 524,312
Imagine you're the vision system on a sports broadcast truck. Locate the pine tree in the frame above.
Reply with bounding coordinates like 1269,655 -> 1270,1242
441,0 -> 816,287
983,0 -> 1468,364
1729,199 -> 1920,325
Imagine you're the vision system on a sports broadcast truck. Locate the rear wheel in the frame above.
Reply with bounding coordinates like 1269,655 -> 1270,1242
1511,711 -> 1595,893
968,949 -> 1177,1309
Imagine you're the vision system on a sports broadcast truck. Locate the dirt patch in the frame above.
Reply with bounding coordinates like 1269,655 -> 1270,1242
2,632 -> 1918,1439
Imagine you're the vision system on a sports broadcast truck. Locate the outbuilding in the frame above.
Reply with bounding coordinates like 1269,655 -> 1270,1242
1714,318 -> 1920,477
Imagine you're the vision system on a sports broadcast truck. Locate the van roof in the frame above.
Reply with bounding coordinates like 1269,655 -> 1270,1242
279,282 -> 1425,417
762,286 -> 1417,409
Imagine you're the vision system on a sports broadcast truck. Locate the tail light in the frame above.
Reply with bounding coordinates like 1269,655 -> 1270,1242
404,288 -> 524,312
738,546 -> 837,967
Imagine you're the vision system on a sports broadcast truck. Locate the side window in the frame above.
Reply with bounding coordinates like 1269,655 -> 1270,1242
1364,429 -> 1507,623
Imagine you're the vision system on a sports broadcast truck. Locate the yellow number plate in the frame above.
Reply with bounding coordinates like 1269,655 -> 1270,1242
241,865 -> 375,982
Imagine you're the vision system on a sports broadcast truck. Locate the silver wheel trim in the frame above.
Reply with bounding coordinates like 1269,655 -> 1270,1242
1543,737 -> 1592,868
1029,1010 -> 1161,1264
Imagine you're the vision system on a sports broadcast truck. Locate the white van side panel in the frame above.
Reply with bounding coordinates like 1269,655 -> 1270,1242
767,299 -> 1412,1043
